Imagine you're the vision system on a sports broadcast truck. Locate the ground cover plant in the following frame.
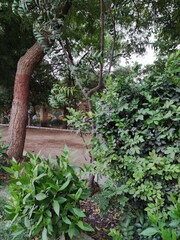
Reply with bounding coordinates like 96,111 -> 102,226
0,134 -> 8,164
0,195 -> 11,239
0,134 -> 9,187
3,147 -> 93,240
0,135 -> 13,239
92,51 -> 180,239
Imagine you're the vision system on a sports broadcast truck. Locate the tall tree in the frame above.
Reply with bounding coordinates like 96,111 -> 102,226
7,0 -> 72,159
7,0 -> 180,159
7,42 -> 44,159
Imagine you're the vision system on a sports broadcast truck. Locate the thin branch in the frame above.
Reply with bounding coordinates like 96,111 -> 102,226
59,39 -> 90,101
108,17 -> 116,74
79,130 -> 93,163
76,49 -> 91,66
89,60 -> 98,75
87,0 -> 105,98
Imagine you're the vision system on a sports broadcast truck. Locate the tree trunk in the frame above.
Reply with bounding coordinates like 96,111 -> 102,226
7,42 -> 44,159
40,105 -> 48,127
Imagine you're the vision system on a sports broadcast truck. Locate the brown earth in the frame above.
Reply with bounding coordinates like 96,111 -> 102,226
0,124 -> 91,165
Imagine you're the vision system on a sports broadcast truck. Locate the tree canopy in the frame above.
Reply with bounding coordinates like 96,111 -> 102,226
0,0 -> 34,86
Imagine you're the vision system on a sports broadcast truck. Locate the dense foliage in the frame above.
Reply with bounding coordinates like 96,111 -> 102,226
0,134 -> 8,165
0,1 -> 179,239
49,84 -> 80,111
30,60 -> 56,108
92,51 -> 180,239
0,196 -> 13,240
4,148 -> 93,240
0,86 -> 12,120
0,0 -> 34,117
0,0 -> 34,83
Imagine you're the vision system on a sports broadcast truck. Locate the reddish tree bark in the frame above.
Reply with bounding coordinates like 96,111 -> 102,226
7,42 -> 44,159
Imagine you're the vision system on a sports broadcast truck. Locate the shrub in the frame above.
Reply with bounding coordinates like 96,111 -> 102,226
4,147 -> 93,240
0,134 -> 8,188
67,108 -> 93,134
141,194 -> 180,240
92,51 -> 180,239
0,196 -> 7,221
0,196 -> 12,240
0,135 -> 8,163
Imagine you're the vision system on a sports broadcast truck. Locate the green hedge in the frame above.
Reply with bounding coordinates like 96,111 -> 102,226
92,51 -> 180,239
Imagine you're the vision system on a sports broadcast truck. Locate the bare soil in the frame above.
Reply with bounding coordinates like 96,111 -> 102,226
0,125 -> 91,166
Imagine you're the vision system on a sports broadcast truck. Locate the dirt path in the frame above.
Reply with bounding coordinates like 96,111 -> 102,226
0,125 -> 91,166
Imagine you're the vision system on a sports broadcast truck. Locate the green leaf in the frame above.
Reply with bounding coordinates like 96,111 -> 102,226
2,166 -> 14,174
75,188 -> 82,200
24,216 -> 30,228
62,216 -> 71,225
58,197 -> 67,204
42,227 -> 48,240
77,221 -> 94,232
23,193 -> 31,204
172,230 -> 177,240
33,173 -> 47,182
164,111 -> 173,119
72,208 -> 86,217
68,225 -> 75,239
12,230 -> 25,239
59,179 -> 71,191
53,200 -> 60,216
35,193 -> 47,201
140,227 -> 159,236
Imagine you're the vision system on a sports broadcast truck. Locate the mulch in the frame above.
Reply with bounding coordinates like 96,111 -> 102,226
80,199 -> 119,240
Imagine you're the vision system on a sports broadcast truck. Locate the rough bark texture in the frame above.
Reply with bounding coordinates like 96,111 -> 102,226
8,42 -> 44,159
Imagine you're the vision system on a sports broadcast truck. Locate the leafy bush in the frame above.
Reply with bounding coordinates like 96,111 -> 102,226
92,51 -> 180,238
0,134 -> 8,188
0,86 -> 12,117
67,108 -> 93,134
0,196 -> 12,240
0,196 -> 7,221
0,135 -> 8,162
141,194 -> 180,240
4,148 -> 93,239
108,226 -> 123,240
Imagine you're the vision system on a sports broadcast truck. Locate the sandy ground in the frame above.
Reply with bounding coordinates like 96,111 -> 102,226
0,125 -> 91,166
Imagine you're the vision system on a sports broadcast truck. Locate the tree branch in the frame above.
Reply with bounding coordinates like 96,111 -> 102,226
87,0 -> 104,98
59,39 -> 90,101
108,18 -> 116,74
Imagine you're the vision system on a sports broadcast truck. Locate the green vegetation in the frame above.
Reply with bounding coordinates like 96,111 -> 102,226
0,196 -> 12,240
3,148 -> 93,240
0,135 -> 8,162
91,51 -> 180,239
0,0 -> 180,239
141,194 -> 180,239
0,134 -> 8,184
0,136 -> 11,239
